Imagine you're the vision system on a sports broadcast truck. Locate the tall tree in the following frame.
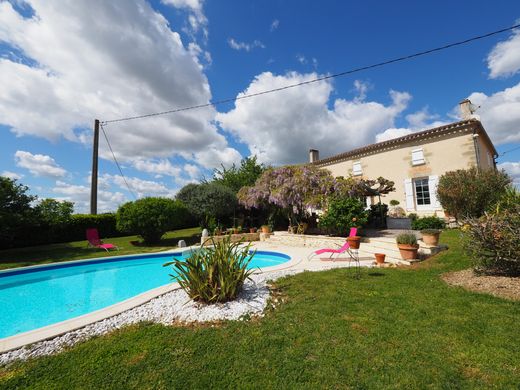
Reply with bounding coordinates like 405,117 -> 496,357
211,156 -> 267,193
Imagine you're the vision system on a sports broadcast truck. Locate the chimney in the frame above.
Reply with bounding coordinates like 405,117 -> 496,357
459,99 -> 479,120
309,149 -> 319,163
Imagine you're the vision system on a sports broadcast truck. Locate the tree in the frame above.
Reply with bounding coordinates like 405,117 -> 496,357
318,197 -> 368,235
35,198 -> 74,225
437,167 -> 511,219
0,177 -> 37,247
176,183 -> 237,228
211,156 -> 267,193
238,165 -> 336,226
116,197 -> 190,244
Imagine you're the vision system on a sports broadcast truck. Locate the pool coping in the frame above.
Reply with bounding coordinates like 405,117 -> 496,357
0,246 -> 301,353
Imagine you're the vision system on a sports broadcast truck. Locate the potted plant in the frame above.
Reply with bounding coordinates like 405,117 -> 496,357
261,225 -> 270,233
374,253 -> 386,264
347,233 -> 361,249
421,229 -> 441,246
396,233 -> 419,260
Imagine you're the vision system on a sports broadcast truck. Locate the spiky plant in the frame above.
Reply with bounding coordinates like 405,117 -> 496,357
164,236 -> 255,304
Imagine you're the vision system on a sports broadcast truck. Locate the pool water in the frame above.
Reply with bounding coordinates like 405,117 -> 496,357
0,250 -> 290,339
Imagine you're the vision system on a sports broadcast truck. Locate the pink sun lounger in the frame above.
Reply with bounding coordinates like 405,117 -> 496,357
86,228 -> 118,252
307,227 -> 358,261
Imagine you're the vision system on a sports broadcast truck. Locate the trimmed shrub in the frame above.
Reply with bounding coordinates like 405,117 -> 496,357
319,197 -> 368,235
463,204 -> 520,276
411,216 -> 446,230
116,197 -> 190,244
164,236 -> 254,303
437,167 -> 510,219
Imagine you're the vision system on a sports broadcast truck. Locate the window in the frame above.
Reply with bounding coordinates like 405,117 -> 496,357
414,178 -> 431,206
352,161 -> 362,176
411,148 -> 425,166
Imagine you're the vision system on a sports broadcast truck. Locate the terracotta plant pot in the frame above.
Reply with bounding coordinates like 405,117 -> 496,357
397,244 -> 419,260
249,228 -> 257,233
261,226 -> 270,233
422,232 -> 440,246
375,253 -> 386,264
347,236 -> 361,249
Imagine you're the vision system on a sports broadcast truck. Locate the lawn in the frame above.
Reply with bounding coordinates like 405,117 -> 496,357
1,230 -> 519,388
0,227 -> 201,271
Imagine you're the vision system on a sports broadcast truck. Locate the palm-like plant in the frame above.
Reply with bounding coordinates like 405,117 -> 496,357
164,236 -> 255,303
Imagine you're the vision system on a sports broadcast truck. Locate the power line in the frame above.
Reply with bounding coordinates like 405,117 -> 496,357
100,123 -> 138,199
102,23 -> 520,125
499,144 -> 520,157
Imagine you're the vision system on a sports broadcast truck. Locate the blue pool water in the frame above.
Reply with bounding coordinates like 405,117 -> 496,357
0,250 -> 290,339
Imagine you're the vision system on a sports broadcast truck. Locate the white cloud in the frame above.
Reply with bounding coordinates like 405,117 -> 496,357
111,175 -> 177,198
1,171 -> 24,180
270,19 -> 279,31
0,1 -> 240,169
498,161 -> 520,187
374,107 -> 447,142
53,180 -> 126,213
217,72 -> 411,164
228,38 -> 265,52
133,159 -> 182,178
161,0 -> 207,36
487,27 -> 520,78
375,128 -> 413,143
465,83 -> 520,144
15,150 -> 67,178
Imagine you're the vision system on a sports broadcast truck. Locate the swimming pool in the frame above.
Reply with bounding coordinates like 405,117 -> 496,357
0,250 -> 290,339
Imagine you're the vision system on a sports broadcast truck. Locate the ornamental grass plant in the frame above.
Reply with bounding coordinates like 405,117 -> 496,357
164,236 -> 255,303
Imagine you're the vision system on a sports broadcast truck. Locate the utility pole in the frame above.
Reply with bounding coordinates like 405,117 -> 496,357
90,119 -> 100,215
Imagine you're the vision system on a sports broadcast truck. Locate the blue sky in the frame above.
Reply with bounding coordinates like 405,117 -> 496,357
1,0 -> 519,212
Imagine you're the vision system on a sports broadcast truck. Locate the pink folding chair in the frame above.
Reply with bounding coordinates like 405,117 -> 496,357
86,228 -> 118,252
307,227 -> 358,261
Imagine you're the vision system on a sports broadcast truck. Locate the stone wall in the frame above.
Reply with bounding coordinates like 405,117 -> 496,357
201,232 -> 260,246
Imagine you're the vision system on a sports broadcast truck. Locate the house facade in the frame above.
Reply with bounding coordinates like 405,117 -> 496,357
310,100 -> 498,217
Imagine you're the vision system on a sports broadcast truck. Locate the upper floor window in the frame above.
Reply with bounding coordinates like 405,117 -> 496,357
352,161 -> 362,176
411,148 -> 425,166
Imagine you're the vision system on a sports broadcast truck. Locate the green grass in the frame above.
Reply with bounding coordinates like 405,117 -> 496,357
0,227 -> 201,270
1,230 -> 519,388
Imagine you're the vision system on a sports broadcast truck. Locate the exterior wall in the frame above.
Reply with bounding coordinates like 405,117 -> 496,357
475,134 -> 496,170
319,130 -> 479,217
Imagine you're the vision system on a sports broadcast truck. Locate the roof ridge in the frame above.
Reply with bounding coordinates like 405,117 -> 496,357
314,119 -> 482,165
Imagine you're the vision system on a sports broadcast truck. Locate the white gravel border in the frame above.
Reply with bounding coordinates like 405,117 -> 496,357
0,270 -> 297,366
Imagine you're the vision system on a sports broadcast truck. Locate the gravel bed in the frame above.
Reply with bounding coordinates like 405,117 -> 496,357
0,270 -> 297,366
442,268 -> 520,301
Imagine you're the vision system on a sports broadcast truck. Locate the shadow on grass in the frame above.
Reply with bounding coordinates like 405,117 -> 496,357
131,234 -> 200,248
367,272 -> 385,277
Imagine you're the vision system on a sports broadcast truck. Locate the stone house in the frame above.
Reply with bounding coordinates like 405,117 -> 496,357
310,100 -> 498,217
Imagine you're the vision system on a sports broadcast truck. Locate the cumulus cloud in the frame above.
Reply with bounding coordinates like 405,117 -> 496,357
374,107 -> 447,142
15,150 -> 67,178
0,1 -> 240,170
228,38 -> 265,51
1,171 -> 24,180
270,19 -> 279,31
217,72 -> 411,164
498,161 -> 520,187
487,27 -> 520,78
161,0 -> 207,36
111,175 -> 177,198
465,83 -> 520,144
53,180 -> 126,213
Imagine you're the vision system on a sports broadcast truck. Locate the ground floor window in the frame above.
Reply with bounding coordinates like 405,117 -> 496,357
414,178 -> 431,206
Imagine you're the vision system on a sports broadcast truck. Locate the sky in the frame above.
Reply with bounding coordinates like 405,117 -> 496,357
1,0 -> 520,213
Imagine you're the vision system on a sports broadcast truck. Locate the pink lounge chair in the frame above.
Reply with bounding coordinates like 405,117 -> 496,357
307,227 -> 358,261
86,228 -> 118,252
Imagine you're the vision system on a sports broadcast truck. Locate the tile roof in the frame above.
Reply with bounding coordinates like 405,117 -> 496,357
312,119 -> 497,166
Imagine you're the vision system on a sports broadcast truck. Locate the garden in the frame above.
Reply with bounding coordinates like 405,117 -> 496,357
1,160 -> 519,388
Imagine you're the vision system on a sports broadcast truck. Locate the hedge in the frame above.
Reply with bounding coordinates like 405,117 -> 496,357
1,213 -> 132,249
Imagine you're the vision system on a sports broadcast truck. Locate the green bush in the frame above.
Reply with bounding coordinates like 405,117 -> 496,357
411,216 -> 446,230
116,197 -> 190,244
463,204 -> 520,276
437,167 -> 510,219
389,200 -> 400,206
319,197 -> 368,235
490,185 -> 520,214
368,202 -> 388,227
164,236 -> 255,303
396,233 -> 418,246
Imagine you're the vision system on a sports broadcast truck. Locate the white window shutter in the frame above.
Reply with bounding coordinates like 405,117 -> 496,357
428,175 -> 440,208
404,179 -> 414,210
365,196 -> 371,209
